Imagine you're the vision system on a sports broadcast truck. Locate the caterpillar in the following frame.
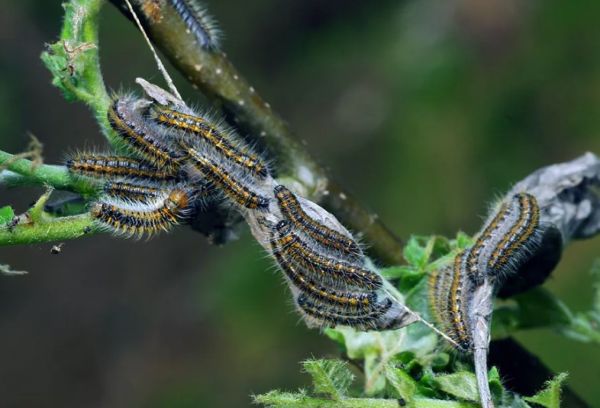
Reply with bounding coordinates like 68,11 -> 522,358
465,201 -> 510,285
91,188 -> 191,237
274,185 -> 362,259
103,181 -> 165,202
272,221 -> 382,291
167,0 -> 221,50
271,235 -> 376,311
446,250 -> 474,352
149,104 -> 269,179
66,153 -> 177,182
181,140 -> 270,210
296,294 -> 393,330
487,193 -> 541,278
108,96 -> 184,172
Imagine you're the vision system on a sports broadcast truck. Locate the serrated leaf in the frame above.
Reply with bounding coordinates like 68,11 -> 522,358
303,359 -> 354,400
434,372 -> 479,402
385,364 -> 417,404
404,236 -> 429,268
0,206 -> 14,224
524,373 -> 568,408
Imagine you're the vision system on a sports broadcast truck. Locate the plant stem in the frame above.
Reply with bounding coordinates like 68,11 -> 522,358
0,150 -> 97,195
0,213 -> 95,246
108,0 -> 404,265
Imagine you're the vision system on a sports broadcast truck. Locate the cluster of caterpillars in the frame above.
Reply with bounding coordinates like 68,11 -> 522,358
428,192 -> 543,352
67,93 -> 402,330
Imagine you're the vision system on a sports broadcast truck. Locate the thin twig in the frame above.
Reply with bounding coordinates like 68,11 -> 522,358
122,0 -> 182,100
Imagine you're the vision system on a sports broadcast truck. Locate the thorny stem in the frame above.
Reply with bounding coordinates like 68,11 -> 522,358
108,0 -> 404,265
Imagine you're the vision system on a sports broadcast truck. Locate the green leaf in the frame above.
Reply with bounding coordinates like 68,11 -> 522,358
380,265 -> 418,280
524,373 -> 568,408
302,359 -> 354,400
404,236 -> 429,268
385,364 -> 417,404
0,206 -> 15,224
433,372 -> 479,402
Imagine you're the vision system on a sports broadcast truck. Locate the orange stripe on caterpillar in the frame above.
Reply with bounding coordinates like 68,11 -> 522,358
273,221 -> 382,291
150,104 -> 269,178
271,234 -> 376,311
488,193 -> 541,276
274,185 -> 362,259
103,181 -> 165,202
296,294 -> 392,330
465,201 -> 510,284
108,97 -> 183,172
447,250 -> 473,352
182,141 -> 270,210
66,154 -> 177,182
91,188 -> 191,237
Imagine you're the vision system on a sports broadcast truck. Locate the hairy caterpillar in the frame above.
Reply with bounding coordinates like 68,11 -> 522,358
91,188 -> 191,237
272,221 -> 382,291
150,104 -> 269,179
296,294 -> 393,330
66,153 -> 177,182
167,0 -> 221,50
181,140 -> 270,210
487,193 -> 541,278
103,181 -> 166,202
108,96 -> 184,172
274,185 -> 362,259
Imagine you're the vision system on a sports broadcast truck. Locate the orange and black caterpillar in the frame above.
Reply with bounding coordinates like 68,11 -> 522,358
271,232 -> 376,312
91,188 -> 191,237
272,221 -> 382,291
487,193 -> 541,278
428,251 -> 474,353
274,185 -> 362,259
181,140 -> 270,210
296,294 -> 393,330
149,104 -> 269,179
103,181 -> 165,202
66,154 -> 177,182
108,96 -> 184,173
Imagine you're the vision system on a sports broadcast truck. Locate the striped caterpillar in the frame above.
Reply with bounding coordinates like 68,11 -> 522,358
66,90 -> 415,334
428,192 -> 543,352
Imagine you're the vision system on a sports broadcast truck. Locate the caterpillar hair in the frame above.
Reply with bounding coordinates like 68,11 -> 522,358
108,95 -> 184,172
296,294 -> 393,330
91,187 -> 192,237
66,153 -> 177,182
274,185 -> 362,259
446,250 -> 475,352
103,181 -> 166,202
486,193 -> 541,279
272,220 -> 382,291
168,0 -> 221,50
271,235 -> 377,312
149,104 -> 268,179
181,140 -> 270,210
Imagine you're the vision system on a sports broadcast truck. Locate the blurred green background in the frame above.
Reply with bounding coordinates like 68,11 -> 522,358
1,0 -> 599,406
